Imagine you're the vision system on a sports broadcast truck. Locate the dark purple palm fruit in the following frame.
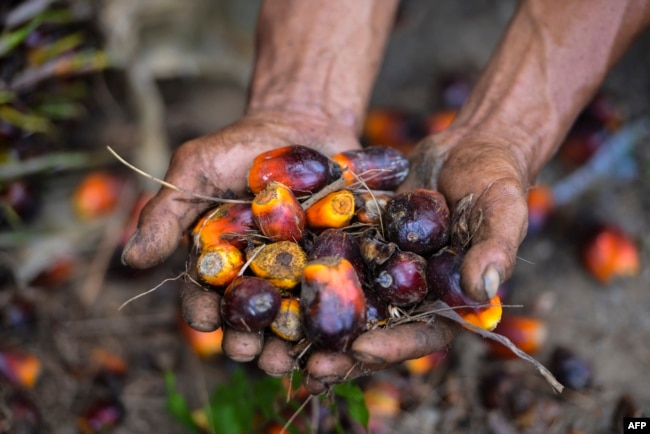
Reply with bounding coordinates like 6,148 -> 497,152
382,189 -> 450,256
363,288 -> 390,327
220,276 -> 281,332
374,250 -> 428,307
427,246 -> 475,307
548,347 -> 593,391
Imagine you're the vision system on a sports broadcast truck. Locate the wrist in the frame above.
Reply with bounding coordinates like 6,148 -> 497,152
245,0 -> 398,136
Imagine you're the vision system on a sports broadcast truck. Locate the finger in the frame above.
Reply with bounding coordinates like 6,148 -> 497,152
351,320 -> 458,364
458,177 -> 528,302
180,262 -> 221,332
122,141 -> 218,269
222,327 -> 264,362
258,336 -> 295,377
305,351 -> 394,385
434,141 -> 529,302
303,375 -> 328,395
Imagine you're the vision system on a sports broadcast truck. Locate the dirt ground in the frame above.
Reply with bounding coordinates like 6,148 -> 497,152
2,1 -> 650,433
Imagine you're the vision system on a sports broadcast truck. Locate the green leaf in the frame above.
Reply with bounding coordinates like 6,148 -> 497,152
254,376 -> 283,420
0,105 -> 53,134
0,15 -> 42,57
164,371 -> 199,434
333,381 -> 370,430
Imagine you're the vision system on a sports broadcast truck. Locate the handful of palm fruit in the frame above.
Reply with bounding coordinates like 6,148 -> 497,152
192,144 -> 502,352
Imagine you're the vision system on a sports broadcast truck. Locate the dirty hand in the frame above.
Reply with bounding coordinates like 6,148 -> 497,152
119,109 -> 458,393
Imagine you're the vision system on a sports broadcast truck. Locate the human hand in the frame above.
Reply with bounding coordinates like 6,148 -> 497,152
120,109 -> 463,393
401,127 -> 531,304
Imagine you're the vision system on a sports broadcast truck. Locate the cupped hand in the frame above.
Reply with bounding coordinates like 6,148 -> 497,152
120,110 -> 449,390
401,127 -> 531,303
299,127 -> 533,394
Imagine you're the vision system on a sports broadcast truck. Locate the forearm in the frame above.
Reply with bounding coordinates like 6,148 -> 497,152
451,0 -> 650,181
246,0 -> 398,135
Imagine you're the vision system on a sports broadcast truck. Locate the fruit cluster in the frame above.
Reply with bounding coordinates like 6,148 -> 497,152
191,144 -> 502,353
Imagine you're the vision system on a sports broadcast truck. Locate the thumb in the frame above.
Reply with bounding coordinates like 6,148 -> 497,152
122,143 -> 224,269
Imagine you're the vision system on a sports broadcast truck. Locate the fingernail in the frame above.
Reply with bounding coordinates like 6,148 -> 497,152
120,229 -> 139,266
351,351 -> 385,365
482,265 -> 501,299
315,375 -> 342,384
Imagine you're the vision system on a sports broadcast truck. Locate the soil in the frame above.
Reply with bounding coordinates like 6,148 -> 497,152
2,1 -> 649,433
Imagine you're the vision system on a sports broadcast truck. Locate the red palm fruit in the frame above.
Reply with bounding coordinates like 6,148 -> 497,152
270,297 -> 303,342
30,254 -> 76,289
72,171 -> 125,220
383,189 -> 450,256
90,348 -> 128,378
249,241 -> 307,294
424,109 -> 457,134
427,247 -> 502,330
526,185 -> 555,234
301,257 -> 366,351
1,180 -> 40,225
486,315 -> 548,359
354,192 -> 391,225
330,146 -> 409,190
77,398 -> 125,434
4,389 -> 42,433
581,225 -> 640,284
220,276 -> 281,332
362,108 -> 422,153
252,181 -> 305,242
196,243 -> 245,287
247,145 -> 341,195
192,203 -> 254,250
308,228 -> 366,278
305,189 -> 355,231
404,349 -> 448,376
363,380 -> 402,432
178,318 -> 224,359
0,350 -> 41,388
373,250 -> 428,307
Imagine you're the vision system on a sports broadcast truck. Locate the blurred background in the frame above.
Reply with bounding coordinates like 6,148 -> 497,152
1,0 -> 649,433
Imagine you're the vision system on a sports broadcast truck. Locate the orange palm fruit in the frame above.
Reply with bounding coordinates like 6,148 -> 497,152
0,350 -> 41,388
252,181 -> 305,242
305,189 -> 355,231
405,349 -> 448,376
428,246 -> 502,330
458,295 -> 503,331
196,243 -> 245,287
72,171 -> 124,220
526,185 -> 555,234
179,318 -> 224,359
247,145 -> 341,195
362,108 -> 418,153
354,192 -> 391,225
581,225 -> 640,284
330,146 -> 409,190
486,315 -> 548,359
424,109 -> 457,134
249,241 -> 307,294
301,257 -> 366,351
363,380 -> 402,433
270,297 -> 303,342
192,203 -> 254,250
